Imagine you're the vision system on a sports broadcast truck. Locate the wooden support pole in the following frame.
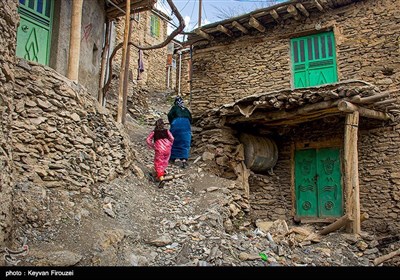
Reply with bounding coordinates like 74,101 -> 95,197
122,16 -> 134,124
67,0 -> 83,82
98,20 -> 111,105
338,101 -> 392,121
217,24 -> 233,37
232,21 -> 248,34
319,214 -> 351,235
313,0 -> 324,11
269,9 -> 280,22
117,0 -> 131,123
344,112 -> 360,234
296,3 -> 310,17
287,5 -> 301,21
195,29 -> 214,41
249,17 -> 265,32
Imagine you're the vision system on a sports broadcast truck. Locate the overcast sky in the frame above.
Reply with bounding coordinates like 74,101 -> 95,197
156,0 -> 286,34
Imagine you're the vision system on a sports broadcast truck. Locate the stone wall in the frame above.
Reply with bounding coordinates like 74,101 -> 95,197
12,60 -> 134,190
0,0 -> 18,248
111,10 -> 168,95
191,0 -> 400,231
191,0 -> 400,117
49,0 -> 105,97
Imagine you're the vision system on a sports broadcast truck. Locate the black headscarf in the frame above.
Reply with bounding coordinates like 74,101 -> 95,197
174,96 -> 185,109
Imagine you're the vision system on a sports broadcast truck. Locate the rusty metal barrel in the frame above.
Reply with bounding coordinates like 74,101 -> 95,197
239,133 -> 278,173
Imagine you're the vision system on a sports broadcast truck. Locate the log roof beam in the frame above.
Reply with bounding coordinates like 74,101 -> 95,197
217,24 -> 233,37
232,21 -> 248,34
287,5 -> 302,21
195,29 -> 214,41
296,3 -> 310,17
249,17 -> 266,33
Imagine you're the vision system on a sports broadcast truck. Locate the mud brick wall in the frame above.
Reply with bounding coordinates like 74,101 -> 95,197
0,0 -> 18,248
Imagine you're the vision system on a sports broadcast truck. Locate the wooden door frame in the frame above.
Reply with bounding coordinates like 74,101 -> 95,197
291,138 -> 343,222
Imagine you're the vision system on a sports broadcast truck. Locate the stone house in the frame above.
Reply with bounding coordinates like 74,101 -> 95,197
105,7 -> 176,113
186,0 -> 400,234
0,0 -> 155,249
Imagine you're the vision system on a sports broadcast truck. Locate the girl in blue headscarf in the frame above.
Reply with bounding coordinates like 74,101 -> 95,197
167,96 -> 192,168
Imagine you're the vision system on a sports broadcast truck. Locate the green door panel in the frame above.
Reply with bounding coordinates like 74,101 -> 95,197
295,147 -> 343,218
295,149 -> 318,217
317,148 -> 343,217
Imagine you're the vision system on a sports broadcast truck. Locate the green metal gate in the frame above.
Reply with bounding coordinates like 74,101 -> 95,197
291,31 -> 338,89
295,147 -> 343,218
16,0 -> 54,65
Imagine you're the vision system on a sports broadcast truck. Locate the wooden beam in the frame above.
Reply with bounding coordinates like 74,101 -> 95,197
195,29 -> 214,41
232,21 -> 248,34
217,24 -> 233,37
287,5 -> 301,21
373,98 -> 397,106
350,91 -> 390,104
337,101 -> 392,121
344,112 -> 360,234
313,0 -> 324,11
374,248 -> 400,266
249,17 -> 265,32
227,100 -> 340,125
269,9 -> 280,22
296,3 -> 310,17
319,214 -> 351,235
67,0 -> 83,82
117,0 -> 131,123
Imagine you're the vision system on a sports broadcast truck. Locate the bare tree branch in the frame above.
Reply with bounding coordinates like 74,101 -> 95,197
103,0 -> 185,99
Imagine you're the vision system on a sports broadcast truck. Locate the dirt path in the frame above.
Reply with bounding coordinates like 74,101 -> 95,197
11,91 -> 391,267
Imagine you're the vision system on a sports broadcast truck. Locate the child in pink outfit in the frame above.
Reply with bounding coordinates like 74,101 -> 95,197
146,119 -> 174,182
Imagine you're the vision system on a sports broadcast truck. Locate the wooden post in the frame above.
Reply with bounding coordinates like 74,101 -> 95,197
67,0 -> 83,82
344,112 -> 360,234
117,0 -> 131,123
98,20 -> 111,104
122,17 -> 134,124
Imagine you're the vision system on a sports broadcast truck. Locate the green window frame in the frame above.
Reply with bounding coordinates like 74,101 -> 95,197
16,0 -> 54,65
150,14 -> 160,37
291,31 -> 338,89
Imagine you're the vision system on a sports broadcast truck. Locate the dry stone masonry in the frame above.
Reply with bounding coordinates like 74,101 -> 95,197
190,0 -> 400,233
0,0 -> 18,249
12,60 -> 135,189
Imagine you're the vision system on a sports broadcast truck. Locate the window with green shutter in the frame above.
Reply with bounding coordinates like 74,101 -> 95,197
291,31 -> 338,89
16,0 -> 54,65
150,14 -> 160,37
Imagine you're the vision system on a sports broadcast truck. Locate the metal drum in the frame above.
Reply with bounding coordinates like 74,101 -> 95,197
239,133 -> 278,173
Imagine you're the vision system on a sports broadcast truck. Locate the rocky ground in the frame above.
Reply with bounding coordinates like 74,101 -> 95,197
4,90 -> 400,267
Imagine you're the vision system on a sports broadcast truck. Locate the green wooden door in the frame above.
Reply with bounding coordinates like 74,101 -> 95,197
291,32 -> 338,89
16,0 -> 54,65
295,147 -> 343,218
